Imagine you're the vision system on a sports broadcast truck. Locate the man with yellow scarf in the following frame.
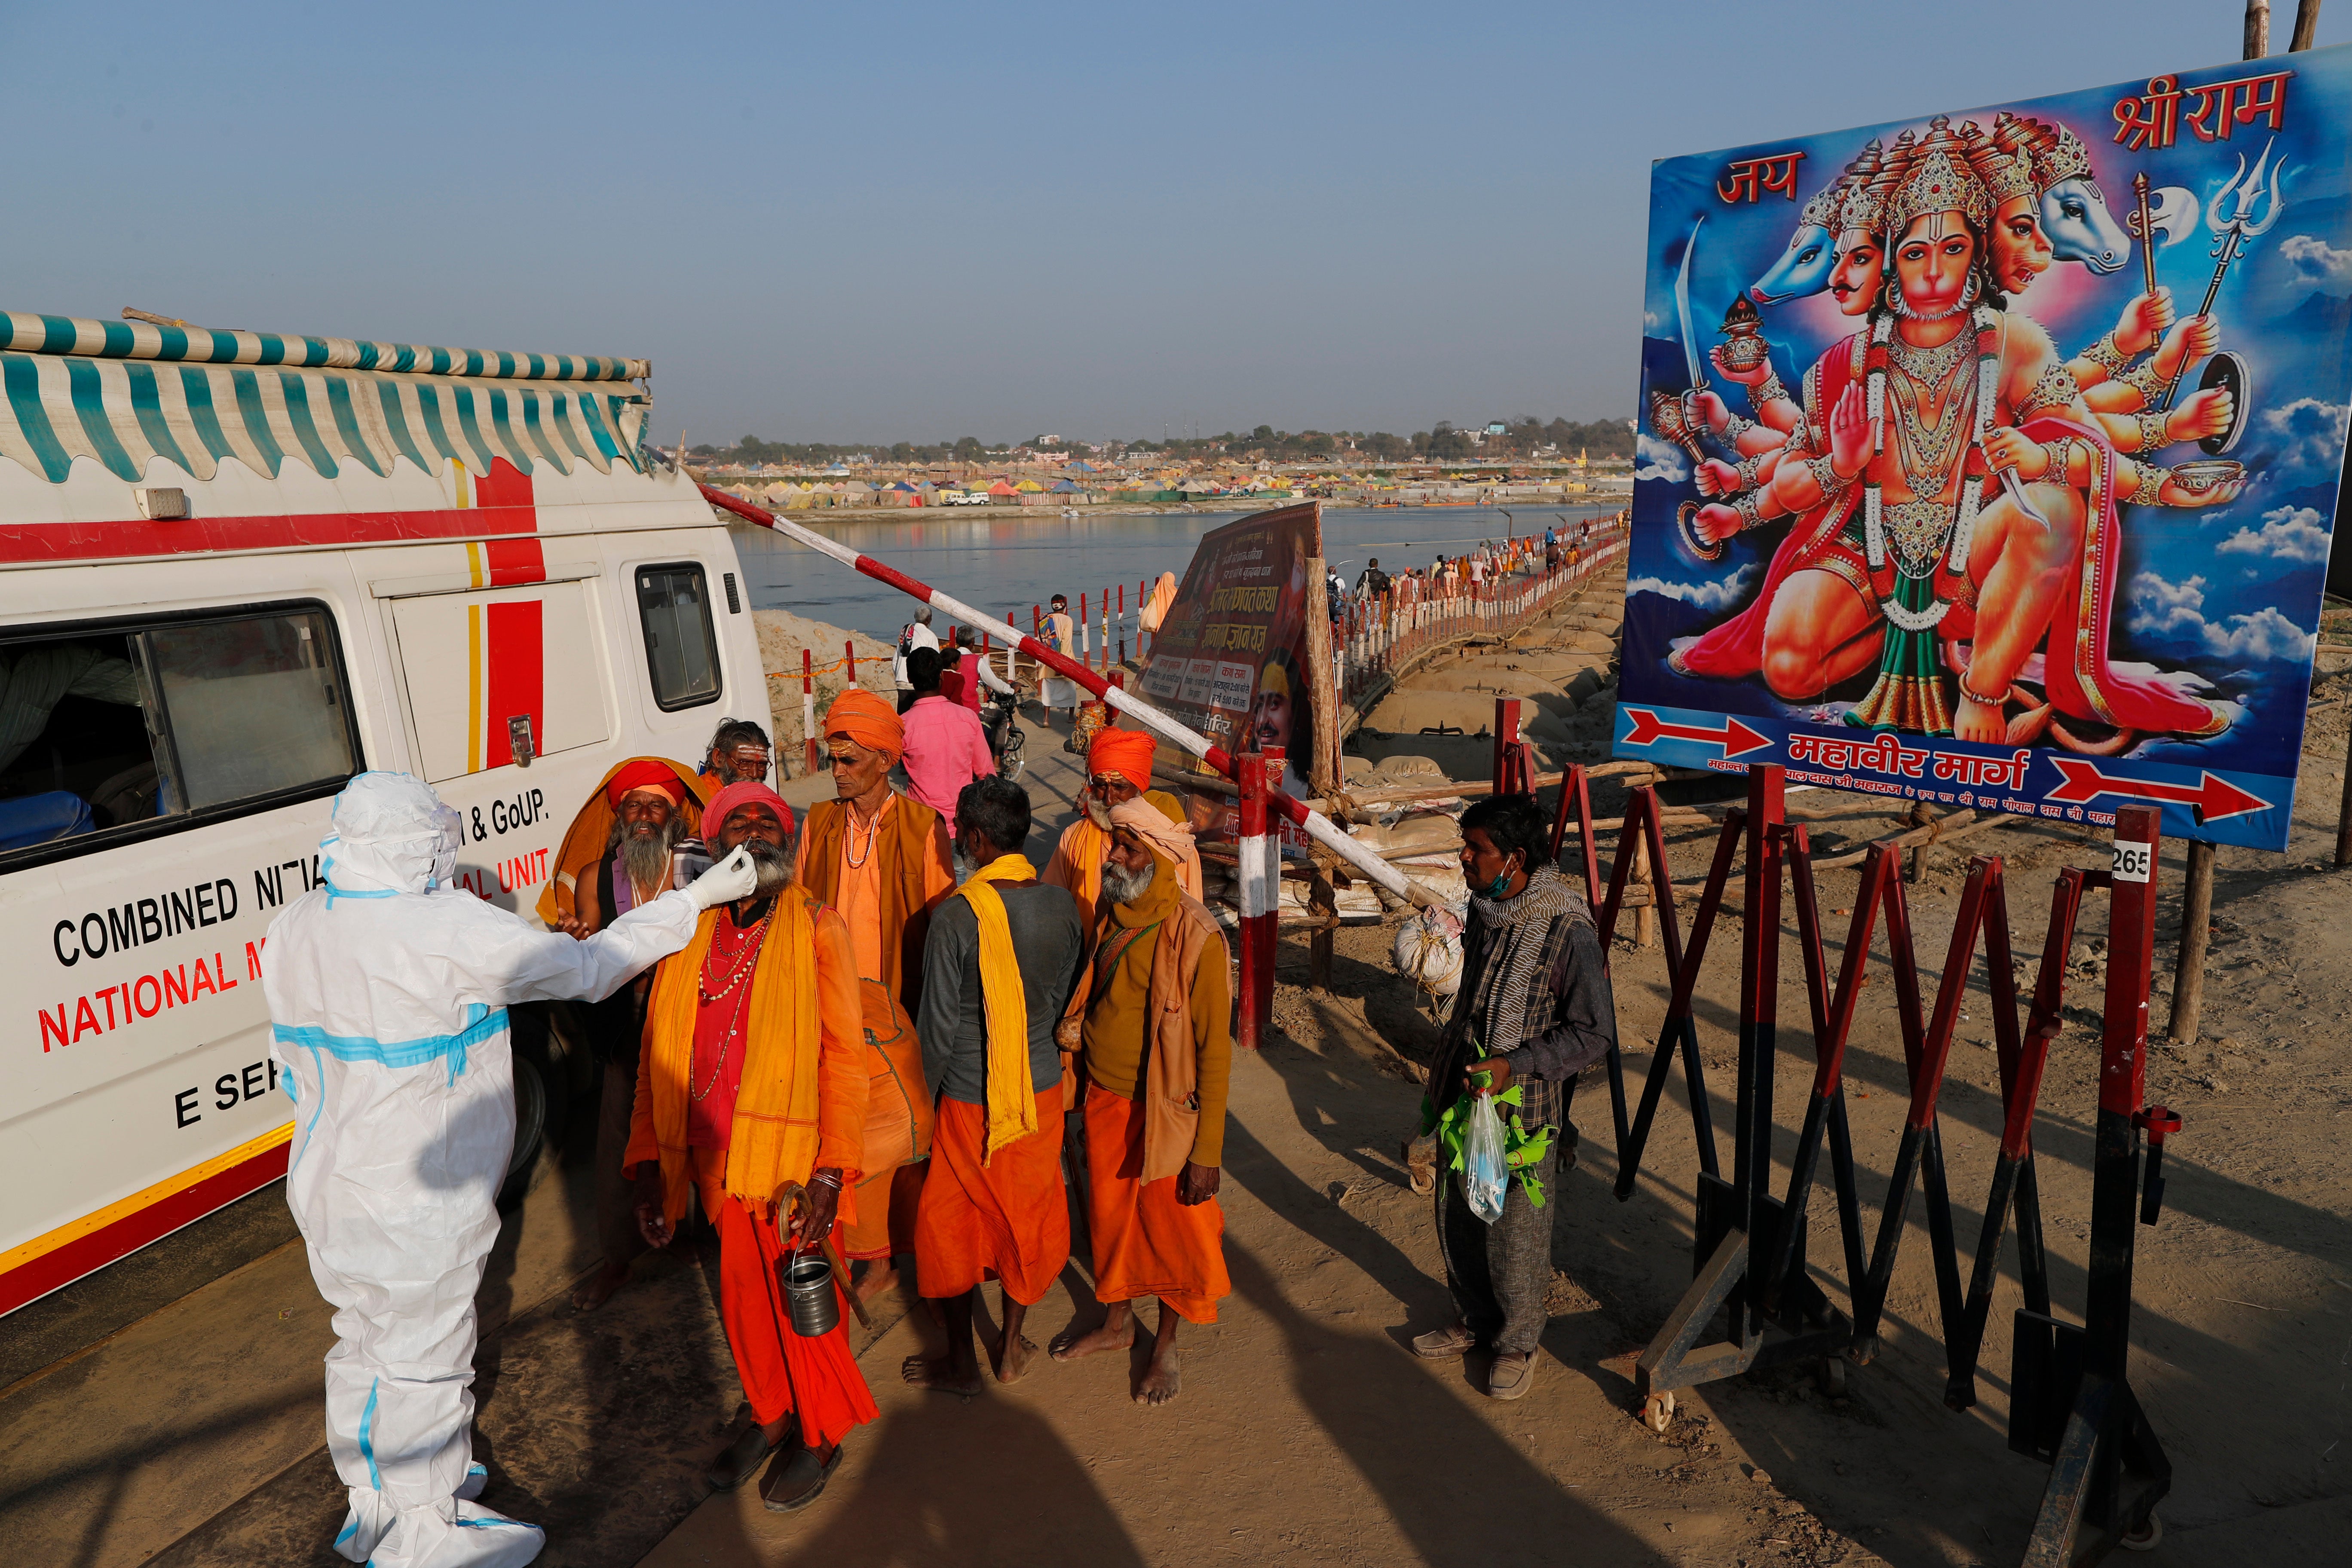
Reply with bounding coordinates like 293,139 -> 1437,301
902,776 -> 1084,1394
626,780 -> 876,1512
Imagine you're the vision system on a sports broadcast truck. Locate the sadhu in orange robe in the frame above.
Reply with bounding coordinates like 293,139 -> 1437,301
626,888 -> 878,1444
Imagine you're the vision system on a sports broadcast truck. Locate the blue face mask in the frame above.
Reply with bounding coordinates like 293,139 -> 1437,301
1484,858 -> 1520,900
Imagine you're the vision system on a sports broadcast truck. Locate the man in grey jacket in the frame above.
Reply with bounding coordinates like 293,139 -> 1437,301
1412,792 -> 1617,1400
902,776 -> 1084,1393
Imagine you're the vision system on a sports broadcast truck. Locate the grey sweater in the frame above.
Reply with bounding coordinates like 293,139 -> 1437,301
916,883 -> 1084,1106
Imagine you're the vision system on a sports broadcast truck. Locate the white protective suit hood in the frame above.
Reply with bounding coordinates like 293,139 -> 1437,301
322,771 -> 462,897
265,769 -> 710,1568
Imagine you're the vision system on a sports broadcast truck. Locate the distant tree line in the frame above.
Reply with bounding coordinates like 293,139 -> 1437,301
688,414 -> 1632,467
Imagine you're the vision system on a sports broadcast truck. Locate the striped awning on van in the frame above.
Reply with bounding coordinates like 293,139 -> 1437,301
0,353 -> 650,484
0,312 -> 647,382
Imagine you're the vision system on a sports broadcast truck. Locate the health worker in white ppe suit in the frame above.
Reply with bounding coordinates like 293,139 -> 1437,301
264,772 -> 759,1568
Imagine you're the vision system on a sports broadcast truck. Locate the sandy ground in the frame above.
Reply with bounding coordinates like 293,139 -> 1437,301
6,585 -> 2346,1568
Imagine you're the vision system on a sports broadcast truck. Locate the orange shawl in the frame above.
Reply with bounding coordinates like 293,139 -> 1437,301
537,756 -> 714,927
626,890 -> 869,1222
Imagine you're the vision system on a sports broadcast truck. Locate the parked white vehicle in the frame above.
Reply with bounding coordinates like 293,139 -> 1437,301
0,310 -> 760,1315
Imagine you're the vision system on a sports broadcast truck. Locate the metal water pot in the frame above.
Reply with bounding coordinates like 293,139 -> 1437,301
784,1250 -> 839,1337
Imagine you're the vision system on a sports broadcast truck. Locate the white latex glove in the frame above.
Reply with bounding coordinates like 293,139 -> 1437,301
683,844 -> 761,910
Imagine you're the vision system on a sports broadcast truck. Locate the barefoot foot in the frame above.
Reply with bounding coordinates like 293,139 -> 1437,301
1135,1345 -> 1182,1407
900,1354 -> 984,1397
993,1332 -> 1039,1384
852,1261 -> 899,1308
1050,1319 -> 1136,1363
569,1260 -> 631,1312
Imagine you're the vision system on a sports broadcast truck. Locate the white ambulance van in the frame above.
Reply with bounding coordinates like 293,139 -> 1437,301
0,310 -> 762,1316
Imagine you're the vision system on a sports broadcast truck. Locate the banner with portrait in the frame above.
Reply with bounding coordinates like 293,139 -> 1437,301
1618,46 -> 2352,850
1139,501 -> 1323,838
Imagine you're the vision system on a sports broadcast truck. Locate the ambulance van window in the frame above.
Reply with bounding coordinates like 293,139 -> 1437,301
635,563 -> 720,710
143,612 -> 359,809
0,606 -> 359,865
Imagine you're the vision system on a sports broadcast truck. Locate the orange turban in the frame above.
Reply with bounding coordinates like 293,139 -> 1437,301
605,758 -> 686,808
823,687 -> 905,762
1087,727 -> 1157,791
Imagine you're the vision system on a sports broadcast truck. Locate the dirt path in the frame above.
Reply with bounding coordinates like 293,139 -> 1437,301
638,1036 -> 1859,1568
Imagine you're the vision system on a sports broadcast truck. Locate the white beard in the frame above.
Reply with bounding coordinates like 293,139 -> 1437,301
1100,857 -> 1155,908
619,820 -> 683,899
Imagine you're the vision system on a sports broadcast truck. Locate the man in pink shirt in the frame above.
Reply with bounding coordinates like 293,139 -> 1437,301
900,647 -> 996,817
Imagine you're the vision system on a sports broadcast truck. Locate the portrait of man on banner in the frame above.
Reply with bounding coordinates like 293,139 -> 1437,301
1139,502 -> 1325,840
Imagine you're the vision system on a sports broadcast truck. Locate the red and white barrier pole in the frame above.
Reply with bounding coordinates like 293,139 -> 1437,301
801,648 -> 819,775
1080,592 -> 1090,663
699,484 -> 1450,911
1236,749 -> 1275,1050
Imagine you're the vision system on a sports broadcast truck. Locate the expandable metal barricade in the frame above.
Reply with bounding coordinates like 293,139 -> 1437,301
1534,734 -> 2178,1568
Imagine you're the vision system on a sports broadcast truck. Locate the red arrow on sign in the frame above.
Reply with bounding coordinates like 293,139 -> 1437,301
1621,707 -> 1774,758
2045,758 -> 2269,823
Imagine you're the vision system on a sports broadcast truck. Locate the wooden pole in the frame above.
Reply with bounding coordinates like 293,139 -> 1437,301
1307,866 -> 1336,995
2245,0 -> 2272,58
2167,839 -> 2216,1043
2336,755 -> 2352,865
1302,555 -> 1342,799
2292,0 -> 2323,52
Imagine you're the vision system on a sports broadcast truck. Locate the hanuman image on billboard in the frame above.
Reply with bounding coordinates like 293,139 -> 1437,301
1623,52 -> 2352,849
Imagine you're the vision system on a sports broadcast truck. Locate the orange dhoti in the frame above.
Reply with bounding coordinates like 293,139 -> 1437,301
1083,1084 -> 1229,1324
914,1082 -> 1068,1305
691,1148 -> 879,1446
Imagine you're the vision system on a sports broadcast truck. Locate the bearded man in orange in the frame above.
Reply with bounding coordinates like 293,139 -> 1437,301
627,781 -> 875,1513
1041,726 -> 1200,931
1050,798 -> 1230,1406
795,688 -> 956,1306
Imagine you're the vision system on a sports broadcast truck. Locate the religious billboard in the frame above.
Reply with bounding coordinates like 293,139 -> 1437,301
1617,46 -> 2352,851
1139,501 -> 1322,836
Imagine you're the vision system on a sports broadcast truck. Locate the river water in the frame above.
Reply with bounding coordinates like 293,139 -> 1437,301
729,501 -> 1622,642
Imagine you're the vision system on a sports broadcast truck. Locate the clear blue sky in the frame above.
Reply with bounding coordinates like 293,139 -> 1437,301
6,2 -> 2344,445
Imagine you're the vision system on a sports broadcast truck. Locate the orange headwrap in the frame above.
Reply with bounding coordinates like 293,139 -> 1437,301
704,781 -> 797,841
605,758 -> 686,808
1109,793 -> 1203,902
824,687 -> 906,762
1087,727 -> 1157,791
